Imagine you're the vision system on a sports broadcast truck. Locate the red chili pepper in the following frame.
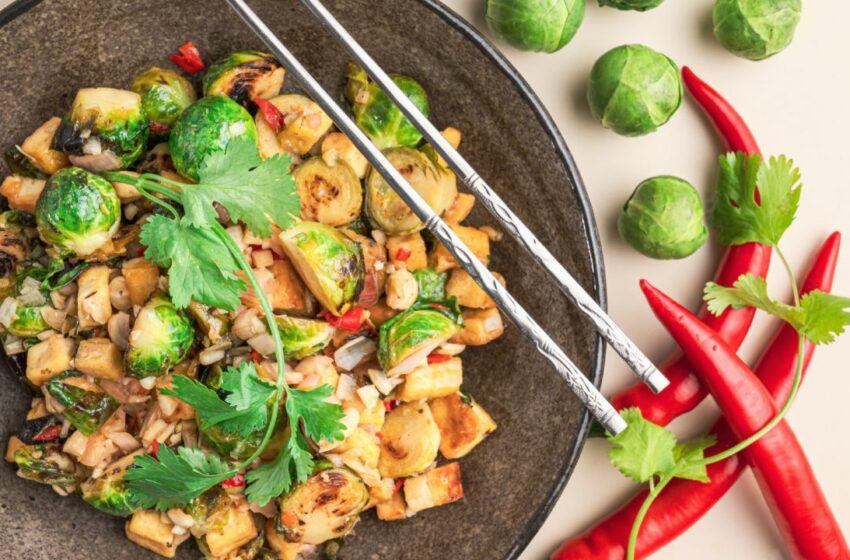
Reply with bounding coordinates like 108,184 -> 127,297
553,233 -> 841,560
32,424 -> 61,442
427,353 -> 451,364
393,478 -> 405,494
640,281 -> 849,560
609,67 -> 771,425
148,122 -> 171,135
221,473 -> 245,488
254,97 -> 285,134
395,247 -> 411,261
323,307 -> 364,332
169,41 -> 205,75
280,511 -> 298,528
151,439 -> 160,459
251,349 -> 262,363
384,400 -> 398,412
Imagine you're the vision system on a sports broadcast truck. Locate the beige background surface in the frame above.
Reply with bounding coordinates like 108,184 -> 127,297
1,0 -> 847,559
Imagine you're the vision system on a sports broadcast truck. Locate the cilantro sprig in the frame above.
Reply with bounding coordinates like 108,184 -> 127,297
105,138 -> 345,509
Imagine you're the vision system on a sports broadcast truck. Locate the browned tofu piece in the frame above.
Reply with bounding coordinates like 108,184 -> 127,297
265,518 -> 303,560
204,505 -> 258,557
75,338 -> 124,380
26,336 -> 75,386
125,510 -> 182,558
450,308 -> 504,346
386,233 -> 427,271
376,491 -> 408,521
5,436 -> 24,463
0,176 -> 45,213
366,299 -> 398,328
430,393 -> 497,459
396,358 -> 463,402
443,193 -> 475,223
77,265 -> 112,329
268,259 -> 315,315
429,224 -> 489,272
122,258 -> 159,307
446,269 -> 505,309
20,117 -> 69,174
403,462 -> 463,514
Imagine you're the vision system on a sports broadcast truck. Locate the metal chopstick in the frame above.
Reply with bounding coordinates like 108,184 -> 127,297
296,0 -> 667,395
224,0 -> 628,435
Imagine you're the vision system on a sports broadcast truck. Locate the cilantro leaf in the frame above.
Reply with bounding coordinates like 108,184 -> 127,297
125,447 -> 231,511
286,385 -> 347,444
799,290 -> 850,345
140,214 -> 245,310
711,152 -> 801,247
180,137 -> 300,237
704,274 -> 801,327
671,435 -> 716,482
221,362 -> 276,411
244,433 -> 315,507
607,408 -> 677,483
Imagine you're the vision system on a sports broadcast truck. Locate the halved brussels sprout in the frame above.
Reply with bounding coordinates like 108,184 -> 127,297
255,94 -> 333,157
35,166 -> 121,256
130,66 -> 197,130
169,95 -> 257,181
275,315 -> 334,360
125,294 -> 194,378
278,467 -> 368,545
81,453 -> 139,516
378,401 -> 441,478
202,50 -> 285,108
279,222 -> 364,316
4,145 -> 47,179
293,157 -> 363,227
53,88 -> 148,170
45,373 -> 119,435
366,147 -> 457,235
14,443 -> 81,490
378,303 -> 461,376
188,301 -> 230,344
186,487 -> 233,535
413,267 -> 448,302
345,63 -> 430,150
7,305 -> 49,337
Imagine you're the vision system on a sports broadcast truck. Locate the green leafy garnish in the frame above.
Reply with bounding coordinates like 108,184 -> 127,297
286,385 -> 347,444
244,432 -> 314,507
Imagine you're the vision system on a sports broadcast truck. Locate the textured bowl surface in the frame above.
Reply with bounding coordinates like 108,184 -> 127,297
0,1 -> 606,558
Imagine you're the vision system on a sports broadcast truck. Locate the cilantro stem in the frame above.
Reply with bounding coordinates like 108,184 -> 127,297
627,473 -> 673,560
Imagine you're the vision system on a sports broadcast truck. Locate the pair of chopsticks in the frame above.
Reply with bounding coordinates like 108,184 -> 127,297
225,0 -> 665,435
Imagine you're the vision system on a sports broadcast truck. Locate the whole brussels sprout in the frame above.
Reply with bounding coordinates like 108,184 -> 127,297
7,305 -> 49,337
713,0 -> 801,61
130,66 -> 197,131
617,175 -> 707,259
587,44 -> 682,137
485,0 -> 585,53
345,63 -> 430,150
202,50 -> 285,108
599,0 -> 664,10
53,87 -> 149,171
46,373 -> 120,435
378,303 -> 461,376
14,444 -> 81,490
275,315 -> 334,360
125,294 -> 194,378
35,167 -> 121,256
169,95 -> 257,181
81,453 -> 139,516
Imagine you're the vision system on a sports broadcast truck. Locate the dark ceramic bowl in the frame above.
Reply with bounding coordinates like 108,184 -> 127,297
0,0 -> 606,558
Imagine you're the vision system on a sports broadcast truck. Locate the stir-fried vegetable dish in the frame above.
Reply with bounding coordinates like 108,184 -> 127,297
1,46 -> 505,559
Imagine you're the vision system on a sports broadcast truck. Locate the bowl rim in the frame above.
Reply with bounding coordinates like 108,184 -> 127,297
0,1 -> 608,557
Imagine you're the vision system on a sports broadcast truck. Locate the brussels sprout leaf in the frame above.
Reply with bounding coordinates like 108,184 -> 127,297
124,447 -> 231,511
244,432 -> 314,507
140,214 -> 246,310
179,137 -> 300,237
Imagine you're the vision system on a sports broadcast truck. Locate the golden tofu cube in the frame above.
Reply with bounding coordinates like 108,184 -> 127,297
125,510 -> 181,558
268,259 -> 314,315
20,117 -> 69,174
386,233 -> 427,271
450,308 -> 504,346
26,336 -> 74,386
376,490 -> 408,521
77,265 -> 112,329
396,358 -> 463,402
0,175 -> 45,213
443,192 -> 475,223
75,338 -> 124,380
122,258 -> 160,307
446,269 -> 505,309
204,505 -> 258,557
429,224 -> 489,272
403,462 -> 463,514
430,392 -> 497,459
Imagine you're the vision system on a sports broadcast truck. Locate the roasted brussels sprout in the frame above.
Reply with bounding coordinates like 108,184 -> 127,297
53,88 -> 148,170
46,373 -> 119,435
14,444 -> 81,490
275,315 -> 334,360
187,301 -> 230,344
130,66 -> 197,131
201,422 -> 267,461
4,145 -> 47,179
278,467 -> 369,545
293,157 -> 363,227
366,147 -> 457,235
378,401 -> 441,478
378,303 -> 461,376
169,95 -> 257,181
35,166 -> 121,256
255,94 -> 333,158
587,44 -> 682,137
413,268 -> 448,302
713,0 -> 801,61
599,0 -> 663,10
7,304 -> 49,338
202,50 -> 285,107
81,453 -> 139,516
485,0 -> 585,53
279,222 -> 364,316
125,294 -> 194,378
618,175 -> 707,259
187,487 -> 233,535
345,63 -> 430,150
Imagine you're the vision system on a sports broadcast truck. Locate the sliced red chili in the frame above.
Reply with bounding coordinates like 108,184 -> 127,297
384,400 -> 398,412
148,122 -> 171,135
32,425 -> 62,442
427,353 -> 451,364
254,97 -> 285,134
221,473 -> 245,488
169,41 -> 205,75
393,478 -> 405,494
251,349 -> 262,363
151,439 -> 160,459
280,511 -> 299,528
323,307 -> 364,332
395,247 -> 411,261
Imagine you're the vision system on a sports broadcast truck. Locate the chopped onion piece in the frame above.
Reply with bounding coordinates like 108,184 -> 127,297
367,368 -> 403,396
333,336 -> 377,371
248,333 -> 276,357
335,373 -> 356,402
0,297 -> 17,328
437,342 -> 466,356
356,385 -> 380,410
